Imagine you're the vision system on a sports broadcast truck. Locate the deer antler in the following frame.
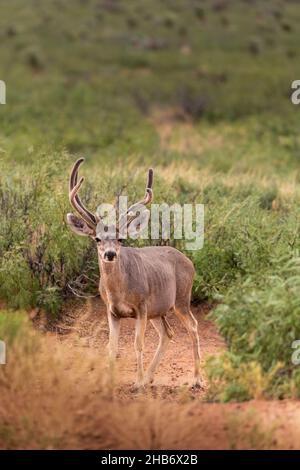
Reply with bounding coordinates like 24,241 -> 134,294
118,168 -> 154,233
69,158 -> 98,231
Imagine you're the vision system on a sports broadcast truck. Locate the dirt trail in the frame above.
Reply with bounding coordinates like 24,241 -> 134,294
54,298 -> 224,394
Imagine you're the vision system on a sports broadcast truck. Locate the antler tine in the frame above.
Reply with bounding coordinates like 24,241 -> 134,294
118,168 -> 154,232
147,168 -> 153,191
69,158 -> 97,230
143,168 -> 153,205
136,167 -> 154,207
70,158 -> 98,224
127,168 -> 154,209
69,157 -> 83,192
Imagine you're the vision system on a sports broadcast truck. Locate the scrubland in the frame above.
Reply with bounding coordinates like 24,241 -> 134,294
1,0 -> 300,448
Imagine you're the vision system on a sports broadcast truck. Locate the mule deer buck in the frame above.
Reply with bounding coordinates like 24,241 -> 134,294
67,158 -> 201,388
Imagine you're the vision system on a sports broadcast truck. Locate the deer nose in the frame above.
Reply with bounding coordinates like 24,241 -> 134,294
104,250 -> 117,261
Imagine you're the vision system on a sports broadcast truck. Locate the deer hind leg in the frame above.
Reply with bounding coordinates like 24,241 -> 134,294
134,310 -> 147,388
174,305 -> 202,387
144,316 -> 173,385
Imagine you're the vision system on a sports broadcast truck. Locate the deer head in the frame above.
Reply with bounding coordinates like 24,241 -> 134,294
66,158 -> 153,263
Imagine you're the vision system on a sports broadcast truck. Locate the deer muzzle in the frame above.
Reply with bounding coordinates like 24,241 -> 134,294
104,250 -> 117,262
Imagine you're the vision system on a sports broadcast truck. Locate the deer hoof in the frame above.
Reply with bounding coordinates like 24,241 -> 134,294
191,378 -> 203,390
143,374 -> 154,385
132,382 -> 146,393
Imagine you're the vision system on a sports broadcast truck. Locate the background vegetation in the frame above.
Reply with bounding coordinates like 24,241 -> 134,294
1,0 -> 300,405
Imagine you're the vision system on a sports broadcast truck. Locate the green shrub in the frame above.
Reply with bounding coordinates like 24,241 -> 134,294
209,256 -> 300,399
0,154 -> 95,315
191,184 -> 296,301
206,353 -> 282,402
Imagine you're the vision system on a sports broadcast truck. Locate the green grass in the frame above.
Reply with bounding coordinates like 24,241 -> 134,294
1,0 -> 300,398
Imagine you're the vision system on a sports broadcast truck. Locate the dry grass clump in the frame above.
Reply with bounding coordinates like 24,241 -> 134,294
0,320 -> 108,449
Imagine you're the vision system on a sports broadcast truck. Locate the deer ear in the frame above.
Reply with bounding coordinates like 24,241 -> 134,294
66,213 -> 95,237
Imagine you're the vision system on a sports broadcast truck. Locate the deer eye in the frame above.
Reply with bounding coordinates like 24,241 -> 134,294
95,237 -> 101,243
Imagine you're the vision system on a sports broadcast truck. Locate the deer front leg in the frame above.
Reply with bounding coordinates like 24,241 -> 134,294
107,309 -> 120,364
134,307 -> 147,388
